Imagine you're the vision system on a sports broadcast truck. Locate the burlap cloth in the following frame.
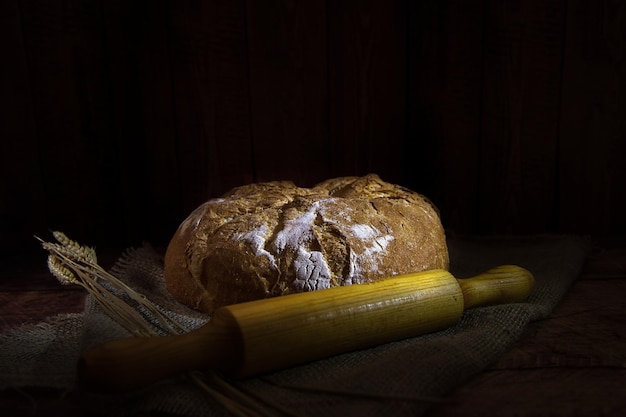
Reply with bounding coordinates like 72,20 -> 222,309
0,234 -> 590,416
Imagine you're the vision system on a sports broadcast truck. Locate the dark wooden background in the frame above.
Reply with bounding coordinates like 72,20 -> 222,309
1,0 -> 625,257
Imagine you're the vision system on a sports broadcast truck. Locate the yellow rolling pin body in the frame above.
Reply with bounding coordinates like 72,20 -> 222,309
79,265 -> 534,393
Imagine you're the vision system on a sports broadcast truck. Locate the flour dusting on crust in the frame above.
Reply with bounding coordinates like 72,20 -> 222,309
230,198 -> 395,292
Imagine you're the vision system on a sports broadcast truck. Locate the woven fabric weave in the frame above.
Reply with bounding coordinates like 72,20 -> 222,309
0,235 -> 590,416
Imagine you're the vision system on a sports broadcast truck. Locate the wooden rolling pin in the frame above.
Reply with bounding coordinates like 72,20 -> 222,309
79,265 -> 534,393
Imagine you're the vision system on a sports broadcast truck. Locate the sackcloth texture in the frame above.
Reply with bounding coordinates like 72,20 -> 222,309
0,234 -> 590,416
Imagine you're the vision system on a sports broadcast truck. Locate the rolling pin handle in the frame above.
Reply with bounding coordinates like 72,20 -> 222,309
457,264 -> 535,309
78,320 -> 240,393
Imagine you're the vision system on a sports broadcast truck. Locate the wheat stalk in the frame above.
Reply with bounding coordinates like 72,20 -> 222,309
37,231 -> 294,417
36,232 -> 185,336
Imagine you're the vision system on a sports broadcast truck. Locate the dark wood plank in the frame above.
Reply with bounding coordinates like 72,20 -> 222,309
478,0 -> 566,234
0,1 -> 48,255
0,290 -> 86,332
132,1 -> 180,244
169,0 -> 254,212
245,0 -> 329,187
0,387 -> 83,417
102,0 -> 183,247
558,0 -> 626,235
507,0 -> 566,233
583,243 -> 626,276
428,368 -> 626,417
328,0 -> 408,187
97,0 -> 147,248
407,0 -> 484,234
17,0 -> 125,249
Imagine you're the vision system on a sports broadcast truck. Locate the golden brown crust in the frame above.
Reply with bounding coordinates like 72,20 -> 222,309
164,174 -> 449,314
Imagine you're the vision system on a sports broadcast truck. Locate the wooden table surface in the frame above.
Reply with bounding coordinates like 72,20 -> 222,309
1,237 -> 625,416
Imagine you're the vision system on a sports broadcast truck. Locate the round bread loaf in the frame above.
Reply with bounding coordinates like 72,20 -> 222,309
164,174 -> 449,314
